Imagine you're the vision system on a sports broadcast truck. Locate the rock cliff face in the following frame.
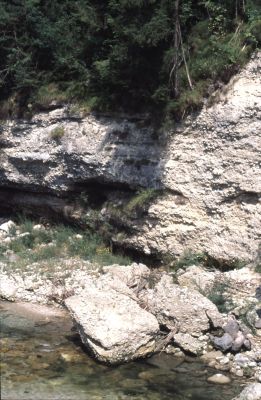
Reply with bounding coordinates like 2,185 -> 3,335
0,53 -> 260,264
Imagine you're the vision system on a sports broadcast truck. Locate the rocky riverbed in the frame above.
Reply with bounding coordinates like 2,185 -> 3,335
1,219 -> 261,399
3,300 -> 254,400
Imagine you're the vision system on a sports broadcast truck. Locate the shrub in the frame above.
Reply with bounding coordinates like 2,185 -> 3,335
125,189 -> 160,214
207,282 -> 231,313
50,126 -> 65,140
174,250 -> 208,269
33,84 -> 69,109
255,263 -> 261,274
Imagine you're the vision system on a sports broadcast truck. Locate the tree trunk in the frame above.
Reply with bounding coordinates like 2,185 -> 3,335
169,0 -> 180,98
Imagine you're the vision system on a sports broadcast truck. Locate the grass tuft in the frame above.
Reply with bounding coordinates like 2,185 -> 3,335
125,189 -> 159,214
50,126 -> 65,139
0,216 -> 131,268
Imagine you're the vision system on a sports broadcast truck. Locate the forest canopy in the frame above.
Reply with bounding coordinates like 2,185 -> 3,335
0,0 -> 260,119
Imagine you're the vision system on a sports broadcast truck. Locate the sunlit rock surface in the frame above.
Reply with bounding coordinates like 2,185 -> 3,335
0,52 -> 260,264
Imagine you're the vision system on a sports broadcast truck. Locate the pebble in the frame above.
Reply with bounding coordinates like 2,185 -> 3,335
255,319 -> 261,329
234,354 -> 250,367
218,356 -> 230,365
207,373 -> 231,384
33,224 -> 45,231
235,369 -> 244,377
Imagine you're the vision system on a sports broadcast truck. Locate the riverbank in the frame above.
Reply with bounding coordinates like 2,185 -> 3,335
1,218 -> 260,385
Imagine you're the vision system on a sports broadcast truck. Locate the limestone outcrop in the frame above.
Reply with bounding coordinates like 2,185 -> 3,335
0,52 -> 260,264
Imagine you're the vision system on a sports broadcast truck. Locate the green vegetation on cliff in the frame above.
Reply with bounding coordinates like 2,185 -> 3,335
0,216 -> 131,268
0,0 -> 260,119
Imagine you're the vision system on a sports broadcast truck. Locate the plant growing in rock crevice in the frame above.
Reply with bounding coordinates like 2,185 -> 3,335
207,282 -> 232,314
124,189 -> 160,215
50,126 -> 65,140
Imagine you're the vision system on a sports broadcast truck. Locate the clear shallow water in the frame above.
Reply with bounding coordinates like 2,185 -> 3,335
0,301 -> 243,400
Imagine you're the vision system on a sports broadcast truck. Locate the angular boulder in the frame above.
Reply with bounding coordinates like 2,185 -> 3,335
102,263 -> 151,290
144,274 -> 223,336
65,276 -> 159,364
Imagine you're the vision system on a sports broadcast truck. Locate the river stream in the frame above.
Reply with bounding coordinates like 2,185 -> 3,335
0,300 -> 244,400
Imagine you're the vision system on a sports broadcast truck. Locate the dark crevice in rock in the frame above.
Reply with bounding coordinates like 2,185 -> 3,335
0,186 -> 162,267
223,191 -> 260,205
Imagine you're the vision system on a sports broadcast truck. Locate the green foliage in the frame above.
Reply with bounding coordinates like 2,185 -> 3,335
255,243 -> 261,273
33,84 -> 69,109
255,263 -> 261,273
174,250 -> 208,269
166,249 -> 247,272
208,283 -> 229,313
207,282 -> 231,313
0,0 -> 260,119
125,189 -> 159,214
50,126 -> 65,139
0,216 -> 131,266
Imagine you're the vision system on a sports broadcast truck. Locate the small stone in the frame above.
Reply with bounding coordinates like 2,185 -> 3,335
235,369 -> 244,377
248,361 -> 257,367
234,353 -> 250,367
208,360 -> 216,368
138,371 -> 155,381
232,331 -> 245,352
18,232 -> 30,238
243,339 -> 251,350
219,356 -> 230,365
224,319 -> 239,339
213,333 -> 233,351
207,373 -> 231,384
33,224 -> 45,231
255,319 -> 261,329
201,350 -> 223,363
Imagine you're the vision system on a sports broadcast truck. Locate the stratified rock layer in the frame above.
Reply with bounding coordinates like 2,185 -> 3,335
1,52 -> 260,263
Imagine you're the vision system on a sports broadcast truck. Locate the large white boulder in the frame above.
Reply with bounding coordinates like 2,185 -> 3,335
65,275 -> 159,364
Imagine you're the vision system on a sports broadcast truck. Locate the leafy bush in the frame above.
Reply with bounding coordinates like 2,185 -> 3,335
0,0 -> 260,120
33,84 -> 69,109
174,250 -> 208,269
